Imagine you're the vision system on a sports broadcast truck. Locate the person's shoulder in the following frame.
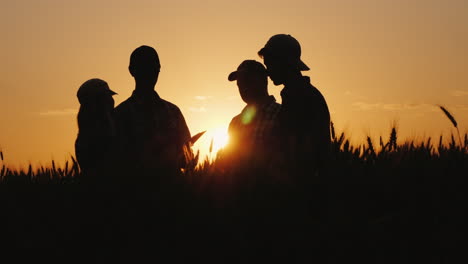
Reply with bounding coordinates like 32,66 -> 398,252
308,83 -> 325,99
114,97 -> 138,125
311,85 -> 327,104
264,99 -> 281,116
303,79 -> 326,102
307,83 -> 330,119
160,98 -> 183,113
230,114 -> 242,124
160,99 -> 179,109
228,114 -> 242,130
115,97 -> 134,113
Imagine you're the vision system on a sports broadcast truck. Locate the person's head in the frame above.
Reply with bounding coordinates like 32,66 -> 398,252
77,78 -> 116,112
228,60 -> 268,104
258,34 -> 309,85
129,45 -> 161,90
77,78 -> 117,130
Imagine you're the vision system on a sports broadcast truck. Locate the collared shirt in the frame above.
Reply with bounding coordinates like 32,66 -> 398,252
280,76 -> 331,167
114,90 -> 191,170
228,95 -> 281,152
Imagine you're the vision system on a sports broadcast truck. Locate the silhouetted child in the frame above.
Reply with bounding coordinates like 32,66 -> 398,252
75,78 -> 117,175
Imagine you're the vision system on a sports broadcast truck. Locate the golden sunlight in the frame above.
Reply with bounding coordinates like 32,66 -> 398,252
191,124 -> 231,162
209,126 -> 230,155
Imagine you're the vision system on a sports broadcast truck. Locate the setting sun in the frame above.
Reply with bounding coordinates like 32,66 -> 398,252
210,127 -> 230,155
191,124 -> 231,161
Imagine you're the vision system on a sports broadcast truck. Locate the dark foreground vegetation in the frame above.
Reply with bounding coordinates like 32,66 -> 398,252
0,126 -> 466,263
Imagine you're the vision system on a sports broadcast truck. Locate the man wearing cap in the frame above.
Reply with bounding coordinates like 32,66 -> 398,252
114,45 -> 191,173
225,60 -> 281,163
258,34 -> 331,171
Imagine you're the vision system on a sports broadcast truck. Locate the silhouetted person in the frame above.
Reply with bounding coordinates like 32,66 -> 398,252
258,34 -> 331,171
114,45 -> 191,173
75,78 -> 117,175
225,60 -> 280,164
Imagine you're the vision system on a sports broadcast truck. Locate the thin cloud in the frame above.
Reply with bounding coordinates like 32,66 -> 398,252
352,102 -> 381,111
450,90 -> 468,97
454,104 -> 468,111
352,102 -> 434,111
38,108 -> 77,116
189,106 -> 207,113
382,103 -> 425,111
194,96 -> 213,101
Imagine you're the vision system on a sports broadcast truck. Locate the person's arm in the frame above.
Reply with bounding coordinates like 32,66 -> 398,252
180,115 -> 191,144
176,107 -> 191,169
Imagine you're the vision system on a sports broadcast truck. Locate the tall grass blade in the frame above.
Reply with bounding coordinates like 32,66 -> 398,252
189,131 -> 206,145
465,133 -> 468,149
367,136 -> 376,159
27,164 -> 32,178
389,127 -> 397,151
330,122 -> 336,141
209,137 -> 214,154
438,105 -> 457,128
439,105 -> 462,147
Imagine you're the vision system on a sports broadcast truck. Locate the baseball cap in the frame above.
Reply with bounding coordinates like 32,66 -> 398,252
77,78 -> 117,105
228,60 -> 268,81
258,34 -> 310,71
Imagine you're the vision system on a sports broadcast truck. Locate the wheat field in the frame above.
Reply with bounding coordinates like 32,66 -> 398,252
0,109 -> 466,263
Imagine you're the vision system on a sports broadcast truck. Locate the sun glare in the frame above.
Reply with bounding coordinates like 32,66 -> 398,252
191,124 -> 231,162
210,127 -> 229,154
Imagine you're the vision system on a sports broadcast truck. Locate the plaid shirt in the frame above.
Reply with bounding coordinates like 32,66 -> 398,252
114,90 -> 191,170
228,96 -> 281,150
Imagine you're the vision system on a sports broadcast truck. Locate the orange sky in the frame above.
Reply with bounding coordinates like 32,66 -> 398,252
1,0 -> 467,168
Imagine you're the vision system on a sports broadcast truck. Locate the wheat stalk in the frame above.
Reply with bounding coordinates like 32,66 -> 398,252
438,105 -> 462,148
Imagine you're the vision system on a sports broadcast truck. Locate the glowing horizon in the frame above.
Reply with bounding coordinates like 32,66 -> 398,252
1,0 -> 468,168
